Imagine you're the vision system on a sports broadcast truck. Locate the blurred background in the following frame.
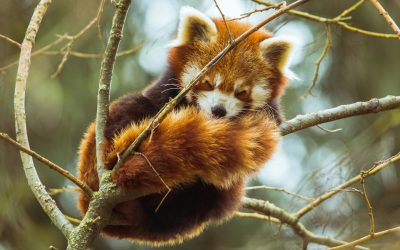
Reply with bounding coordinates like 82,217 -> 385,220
0,0 -> 399,249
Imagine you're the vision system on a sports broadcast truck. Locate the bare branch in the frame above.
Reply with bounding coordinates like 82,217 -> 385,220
251,0 -> 400,39
235,211 -> 281,223
368,0 -> 400,35
330,226 -> 400,250
49,187 -> 79,195
42,43 -> 143,59
95,0 -> 131,177
96,0 -> 106,40
360,172 -> 375,234
112,0 -> 312,174
0,33 -> 21,48
13,0 -> 74,238
316,124 -> 342,133
295,152 -> 400,219
304,23 -> 332,97
228,2 -> 284,21
336,0 -> 366,20
241,197 -> 369,250
280,96 -> 400,136
0,35 -> 66,72
0,132 -> 92,197
245,185 -> 314,202
213,0 -> 233,42
67,1 -> 137,248
51,0 -> 107,77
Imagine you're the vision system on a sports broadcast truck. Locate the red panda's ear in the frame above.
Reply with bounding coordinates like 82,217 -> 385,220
172,6 -> 217,46
260,36 -> 298,78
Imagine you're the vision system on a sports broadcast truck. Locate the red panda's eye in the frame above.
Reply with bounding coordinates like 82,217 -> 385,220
204,80 -> 214,90
235,90 -> 248,99
197,80 -> 214,91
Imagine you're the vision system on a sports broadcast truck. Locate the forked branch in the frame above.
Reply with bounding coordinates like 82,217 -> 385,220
0,132 -> 92,197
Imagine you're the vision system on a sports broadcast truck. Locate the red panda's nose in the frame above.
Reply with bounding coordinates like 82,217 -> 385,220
211,105 -> 227,118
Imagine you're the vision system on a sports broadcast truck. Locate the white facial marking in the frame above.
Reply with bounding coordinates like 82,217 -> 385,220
181,65 -> 201,87
197,90 -> 242,118
214,74 -> 223,87
251,81 -> 271,109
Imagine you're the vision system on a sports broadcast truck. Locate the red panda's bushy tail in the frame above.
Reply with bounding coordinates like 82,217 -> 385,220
106,106 -> 280,193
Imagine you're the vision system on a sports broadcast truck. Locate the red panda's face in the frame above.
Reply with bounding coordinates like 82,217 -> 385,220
169,7 -> 296,119
181,65 -> 272,118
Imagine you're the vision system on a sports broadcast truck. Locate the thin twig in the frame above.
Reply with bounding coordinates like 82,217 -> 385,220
213,0 -> 233,42
336,21 -> 400,38
48,187 -> 79,195
280,95 -> 400,136
337,0 -> 366,20
330,226 -> 400,250
42,43 -> 143,58
242,197 -> 368,250
245,185 -> 314,202
0,35 -> 66,72
51,41 -> 73,78
13,0 -> 74,238
304,23 -> 332,97
295,152 -> 400,219
251,0 -> 400,39
228,3 -> 284,21
134,152 -> 171,212
0,33 -> 21,48
316,125 -> 342,133
112,0 -> 312,174
0,132 -> 92,197
235,211 -> 281,223
360,172 -> 375,234
65,215 -> 82,224
51,0 -> 107,77
368,0 -> 400,35
96,0 -> 106,40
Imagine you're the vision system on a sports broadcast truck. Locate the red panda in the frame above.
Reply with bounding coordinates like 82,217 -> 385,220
77,6 -> 296,246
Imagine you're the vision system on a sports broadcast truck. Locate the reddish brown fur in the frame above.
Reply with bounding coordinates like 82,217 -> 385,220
77,16 -> 289,246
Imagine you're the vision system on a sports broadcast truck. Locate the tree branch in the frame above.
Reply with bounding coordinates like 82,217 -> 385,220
0,132 -> 92,198
304,23 -> 332,97
67,1 -> 136,248
280,95 -> 400,136
95,0 -> 131,177
0,33 -> 21,48
368,0 -> 400,35
295,152 -> 400,219
13,0 -> 74,238
245,185 -> 314,202
241,197 -> 369,250
66,172 -> 147,250
112,0 -> 312,173
252,0 -> 400,39
330,226 -> 400,250
50,0 -> 106,78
